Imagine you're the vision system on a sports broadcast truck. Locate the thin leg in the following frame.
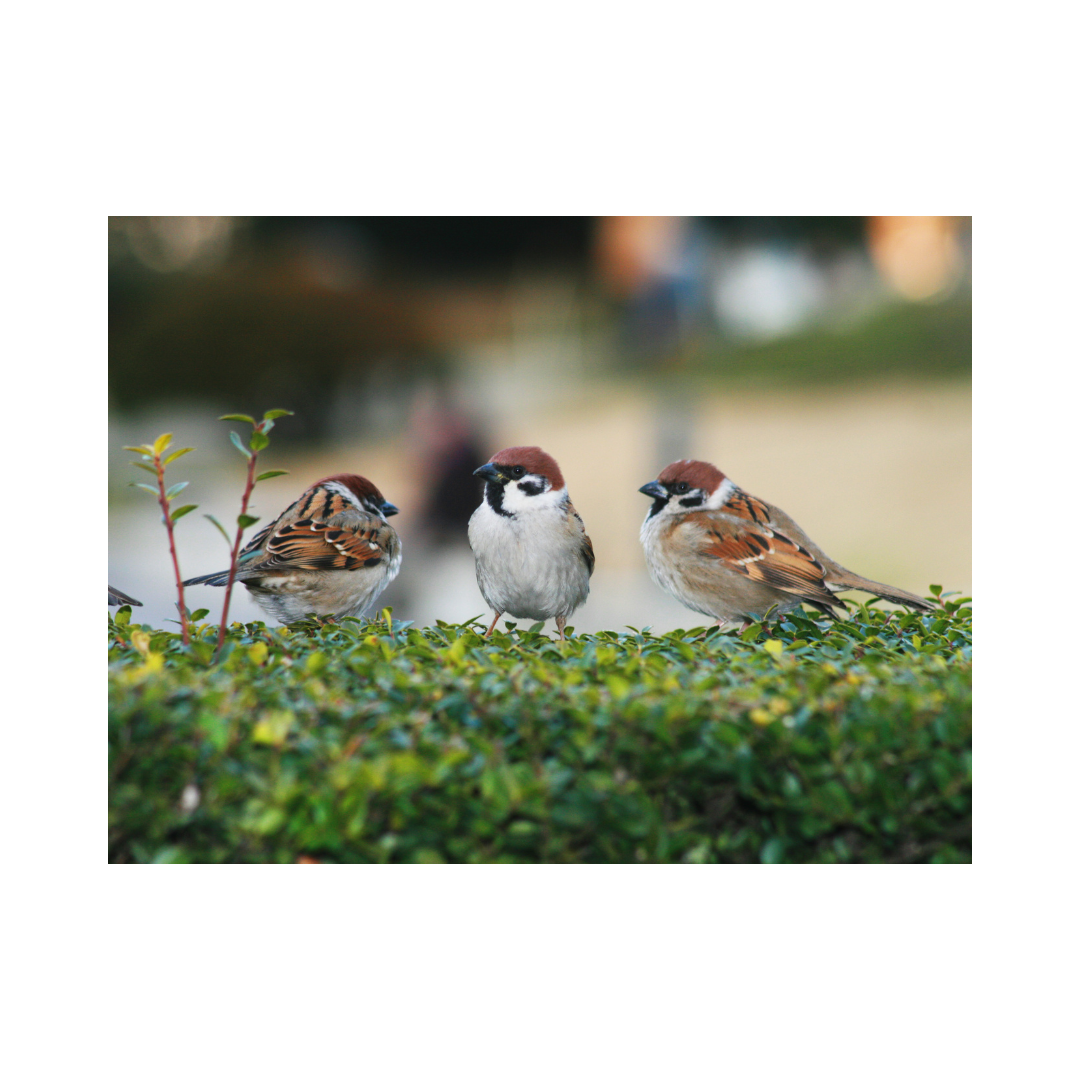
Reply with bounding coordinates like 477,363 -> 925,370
555,615 -> 567,641
484,612 -> 503,638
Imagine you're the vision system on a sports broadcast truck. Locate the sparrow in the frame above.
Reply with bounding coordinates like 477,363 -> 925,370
108,586 -> 142,607
639,459 -> 933,630
183,473 -> 402,624
468,446 -> 594,640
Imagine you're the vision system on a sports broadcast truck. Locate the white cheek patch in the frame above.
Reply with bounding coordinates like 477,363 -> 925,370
501,477 -> 565,514
705,477 -> 737,510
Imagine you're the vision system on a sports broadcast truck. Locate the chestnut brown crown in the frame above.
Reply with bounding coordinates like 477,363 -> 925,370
315,473 -> 389,507
656,459 -> 727,493
489,446 -> 565,490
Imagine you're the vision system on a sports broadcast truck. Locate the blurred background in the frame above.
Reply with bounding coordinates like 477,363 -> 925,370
109,216 -> 971,633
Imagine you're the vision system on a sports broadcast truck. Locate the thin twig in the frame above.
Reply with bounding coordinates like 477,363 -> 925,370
215,447 -> 261,656
154,450 -> 190,645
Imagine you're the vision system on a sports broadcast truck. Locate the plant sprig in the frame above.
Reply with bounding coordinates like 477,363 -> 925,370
209,409 -> 292,656
123,433 -> 197,644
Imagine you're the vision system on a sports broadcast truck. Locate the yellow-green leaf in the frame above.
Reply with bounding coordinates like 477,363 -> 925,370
252,709 -> 294,747
152,433 -> 173,456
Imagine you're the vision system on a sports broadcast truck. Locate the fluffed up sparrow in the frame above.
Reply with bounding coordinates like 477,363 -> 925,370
183,473 -> 402,624
108,586 -> 142,607
639,459 -> 932,630
469,446 -> 595,640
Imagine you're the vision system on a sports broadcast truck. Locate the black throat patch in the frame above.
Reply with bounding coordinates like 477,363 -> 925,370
647,496 -> 669,519
485,482 -> 513,518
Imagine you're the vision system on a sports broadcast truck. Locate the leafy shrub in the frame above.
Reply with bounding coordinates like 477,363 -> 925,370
108,595 -> 971,863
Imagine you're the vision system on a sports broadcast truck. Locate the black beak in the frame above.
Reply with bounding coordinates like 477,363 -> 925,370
382,501 -> 399,517
473,463 -> 504,483
638,481 -> 667,500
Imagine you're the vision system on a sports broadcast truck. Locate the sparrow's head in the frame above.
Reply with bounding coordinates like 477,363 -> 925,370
639,459 -> 731,519
317,473 -> 399,519
474,446 -> 567,516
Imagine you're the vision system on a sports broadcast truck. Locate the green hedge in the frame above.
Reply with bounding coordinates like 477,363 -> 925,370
108,595 -> 972,863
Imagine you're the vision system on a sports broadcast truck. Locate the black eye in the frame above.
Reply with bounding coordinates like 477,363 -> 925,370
675,482 -> 690,494
511,466 -> 525,479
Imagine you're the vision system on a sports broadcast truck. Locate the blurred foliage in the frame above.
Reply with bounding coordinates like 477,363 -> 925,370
688,295 -> 971,386
108,268 -> 450,434
109,593 -> 971,863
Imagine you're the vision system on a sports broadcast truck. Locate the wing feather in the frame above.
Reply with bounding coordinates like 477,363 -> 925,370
683,511 -> 838,607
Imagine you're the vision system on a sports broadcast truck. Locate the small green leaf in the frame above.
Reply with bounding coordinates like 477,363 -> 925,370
256,470 -> 289,482
170,504 -> 197,522
229,431 -> 252,459
164,481 -> 189,499
163,447 -> 195,465
130,461 -> 158,474
237,514 -> 260,528
249,431 -> 269,452
152,433 -> 173,456
761,838 -> 786,864
219,413 -> 256,424
263,409 -> 294,420
929,584 -> 943,597
190,608 -> 210,621
130,482 -> 159,495
123,444 -> 154,455
204,514 -> 232,543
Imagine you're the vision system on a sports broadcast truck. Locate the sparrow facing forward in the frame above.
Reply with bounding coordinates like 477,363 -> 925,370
183,473 -> 402,624
639,459 -> 932,630
468,446 -> 594,640
108,586 -> 142,607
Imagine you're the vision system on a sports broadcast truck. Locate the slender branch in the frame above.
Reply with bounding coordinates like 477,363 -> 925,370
154,451 -> 190,645
215,445 -> 261,655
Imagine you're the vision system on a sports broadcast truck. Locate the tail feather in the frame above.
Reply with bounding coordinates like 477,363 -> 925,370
829,573 -> 934,611
181,569 -> 233,588
108,586 -> 143,606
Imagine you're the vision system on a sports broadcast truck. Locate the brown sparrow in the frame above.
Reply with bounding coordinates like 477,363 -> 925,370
639,459 -> 932,629
469,446 -> 594,640
183,473 -> 401,623
108,586 -> 142,607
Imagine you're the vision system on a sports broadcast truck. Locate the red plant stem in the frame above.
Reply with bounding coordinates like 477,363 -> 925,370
155,453 -> 190,645
215,445 -> 261,655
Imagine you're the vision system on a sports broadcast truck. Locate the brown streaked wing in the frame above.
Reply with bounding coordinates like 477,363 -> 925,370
685,512 -> 836,605
260,519 -> 387,571
568,504 -> 595,576
580,532 -> 596,576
